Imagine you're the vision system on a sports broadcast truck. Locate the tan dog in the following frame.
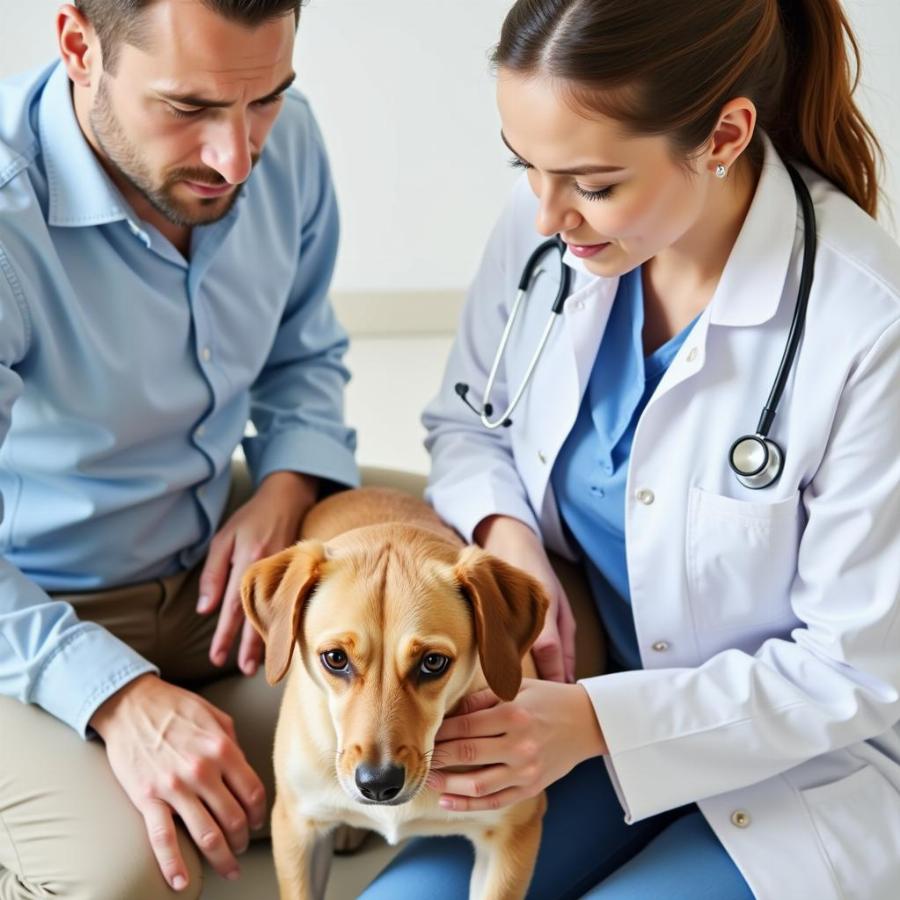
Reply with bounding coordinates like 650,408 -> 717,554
241,487 -> 550,900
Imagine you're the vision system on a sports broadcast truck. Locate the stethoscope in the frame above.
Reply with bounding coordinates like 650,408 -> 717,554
456,162 -> 816,490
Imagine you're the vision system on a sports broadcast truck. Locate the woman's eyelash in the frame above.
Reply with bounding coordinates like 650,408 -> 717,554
509,157 -> 615,201
574,184 -> 616,202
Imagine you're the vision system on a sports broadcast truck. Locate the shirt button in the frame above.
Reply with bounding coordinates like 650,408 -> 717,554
687,347 -> 699,363
201,347 -> 212,363
635,489 -> 655,505
194,425 -> 206,439
651,640 -> 670,652
574,299 -> 586,311
538,450 -> 547,465
731,810 -> 751,828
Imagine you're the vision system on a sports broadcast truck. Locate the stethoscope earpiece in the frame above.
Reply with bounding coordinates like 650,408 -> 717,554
729,434 -> 784,490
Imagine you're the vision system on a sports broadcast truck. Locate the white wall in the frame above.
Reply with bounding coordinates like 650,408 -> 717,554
2,0 -> 899,296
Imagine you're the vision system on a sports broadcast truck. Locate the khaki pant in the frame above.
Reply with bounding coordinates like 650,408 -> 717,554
0,467 -> 603,900
0,463 -> 288,900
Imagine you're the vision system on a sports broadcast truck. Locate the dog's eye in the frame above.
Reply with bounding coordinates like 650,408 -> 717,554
321,649 -> 350,673
420,653 -> 450,678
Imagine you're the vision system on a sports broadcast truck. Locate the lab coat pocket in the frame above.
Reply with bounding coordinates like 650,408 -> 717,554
686,487 -> 801,642
801,765 -> 900,899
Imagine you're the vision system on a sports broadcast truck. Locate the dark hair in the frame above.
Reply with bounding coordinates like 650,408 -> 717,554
76,0 -> 304,72
493,0 -> 882,217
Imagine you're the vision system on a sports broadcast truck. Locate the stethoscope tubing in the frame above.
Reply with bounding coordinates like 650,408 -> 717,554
457,160 -> 816,490
477,235 -> 571,429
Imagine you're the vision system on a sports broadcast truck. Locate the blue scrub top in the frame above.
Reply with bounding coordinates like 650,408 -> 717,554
551,266 -> 697,670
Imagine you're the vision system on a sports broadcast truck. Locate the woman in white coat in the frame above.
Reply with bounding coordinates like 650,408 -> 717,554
361,0 -> 900,898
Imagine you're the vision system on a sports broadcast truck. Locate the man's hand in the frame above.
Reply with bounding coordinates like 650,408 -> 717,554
474,515 -> 577,683
89,673 -> 267,892
197,471 -> 318,675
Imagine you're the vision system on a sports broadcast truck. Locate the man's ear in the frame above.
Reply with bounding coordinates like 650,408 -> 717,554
454,545 -> 549,701
241,540 -> 328,685
57,4 -> 100,88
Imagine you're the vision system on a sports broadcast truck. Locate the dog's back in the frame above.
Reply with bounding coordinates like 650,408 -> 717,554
301,487 -> 462,547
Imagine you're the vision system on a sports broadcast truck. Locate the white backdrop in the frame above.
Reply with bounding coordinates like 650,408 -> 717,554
2,0 -> 898,294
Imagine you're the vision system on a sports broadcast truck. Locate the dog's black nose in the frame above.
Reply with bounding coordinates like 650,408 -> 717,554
355,763 -> 406,803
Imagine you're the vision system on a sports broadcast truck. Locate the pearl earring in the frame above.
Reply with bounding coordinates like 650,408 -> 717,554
715,164 -> 728,179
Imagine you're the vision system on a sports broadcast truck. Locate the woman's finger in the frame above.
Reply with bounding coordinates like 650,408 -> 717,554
447,688 -> 500,718
557,592 -> 578,683
438,783 -> 525,813
435,701 -> 509,743
530,619 -> 566,682
429,734 -> 510,771
432,763 -> 515,802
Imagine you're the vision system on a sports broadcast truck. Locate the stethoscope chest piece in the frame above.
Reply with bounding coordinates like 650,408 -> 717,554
729,434 -> 784,490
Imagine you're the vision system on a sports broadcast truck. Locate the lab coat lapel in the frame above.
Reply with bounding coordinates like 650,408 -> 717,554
644,136 -> 800,407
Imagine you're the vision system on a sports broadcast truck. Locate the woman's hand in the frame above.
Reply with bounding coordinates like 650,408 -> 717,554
197,471 -> 318,675
428,679 -> 606,812
474,515 -> 577,682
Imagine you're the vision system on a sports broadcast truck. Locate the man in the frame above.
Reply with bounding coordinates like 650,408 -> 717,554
0,1 -> 358,896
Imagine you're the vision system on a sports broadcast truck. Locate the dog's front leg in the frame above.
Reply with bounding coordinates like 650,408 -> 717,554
271,795 -> 334,900
468,797 -> 546,900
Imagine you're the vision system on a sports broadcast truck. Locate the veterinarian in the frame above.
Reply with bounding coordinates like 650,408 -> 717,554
0,1 -> 357,896
363,0 -> 900,897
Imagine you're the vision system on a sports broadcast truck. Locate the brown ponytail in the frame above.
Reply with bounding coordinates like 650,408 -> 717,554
493,0 -> 883,217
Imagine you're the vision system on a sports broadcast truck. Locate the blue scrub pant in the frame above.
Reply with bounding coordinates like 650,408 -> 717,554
358,757 -> 753,899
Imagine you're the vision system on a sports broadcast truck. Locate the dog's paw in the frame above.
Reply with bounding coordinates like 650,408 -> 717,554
332,824 -> 372,855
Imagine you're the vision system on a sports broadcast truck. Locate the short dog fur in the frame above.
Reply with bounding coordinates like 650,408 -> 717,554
241,487 -> 550,899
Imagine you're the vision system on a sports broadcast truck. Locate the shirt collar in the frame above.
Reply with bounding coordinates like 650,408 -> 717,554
708,133 -> 799,327
38,62 -> 130,228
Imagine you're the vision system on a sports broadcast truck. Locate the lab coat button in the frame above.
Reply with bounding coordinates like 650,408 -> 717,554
635,489 -> 655,505
651,640 -> 670,652
731,810 -> 751,828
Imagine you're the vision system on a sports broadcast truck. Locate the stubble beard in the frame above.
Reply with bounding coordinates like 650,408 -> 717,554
89,75 -> 243,228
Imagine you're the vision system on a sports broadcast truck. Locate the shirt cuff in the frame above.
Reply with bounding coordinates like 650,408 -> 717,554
245,427 -> 360,492
578,670 -> 674,822
30,622 -> 160,739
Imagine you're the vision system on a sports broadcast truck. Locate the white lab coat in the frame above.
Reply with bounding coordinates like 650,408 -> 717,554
423,137 -> 900,899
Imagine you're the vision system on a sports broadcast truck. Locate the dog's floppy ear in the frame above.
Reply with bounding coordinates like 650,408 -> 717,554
454,546 -> 550,701
241,540 -> 328,685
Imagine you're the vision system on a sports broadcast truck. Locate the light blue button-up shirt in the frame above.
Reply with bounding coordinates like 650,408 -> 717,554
551,266 -> 696,670
0,63 -> 359,736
